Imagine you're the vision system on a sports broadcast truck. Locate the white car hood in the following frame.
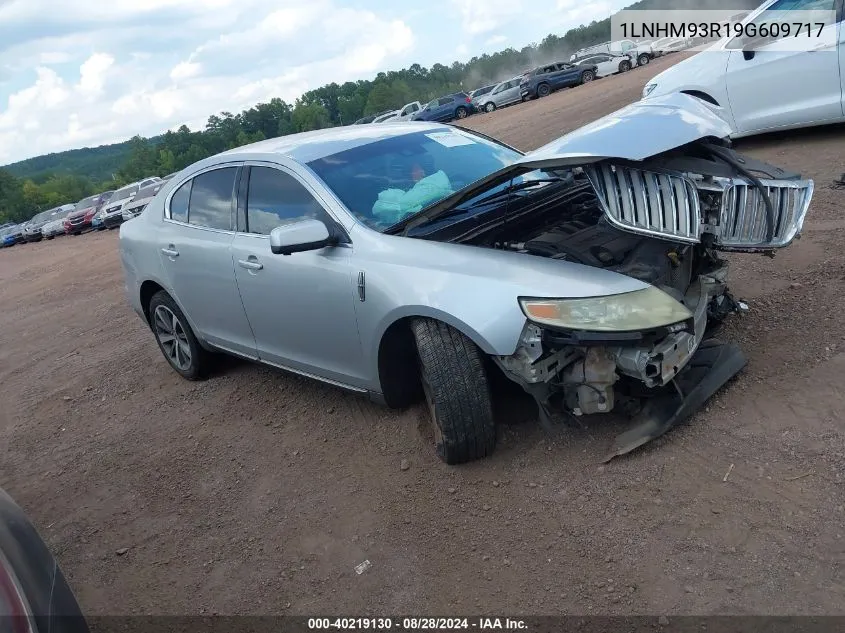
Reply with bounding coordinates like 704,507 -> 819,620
515,92 -> 732,168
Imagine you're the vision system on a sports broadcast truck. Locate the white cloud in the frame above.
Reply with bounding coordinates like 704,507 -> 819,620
78,53 -> 114,95
484,34 -> 508,47
0,1 -> 417,164
451,0 -> 524,35
38,51 -> 72,65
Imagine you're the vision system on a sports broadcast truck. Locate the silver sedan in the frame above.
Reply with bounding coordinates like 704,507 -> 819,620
119,93 -> 813,464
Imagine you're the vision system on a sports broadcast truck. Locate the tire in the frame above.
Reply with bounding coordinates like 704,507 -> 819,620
581,70 -> 595,84
454,106 -> 468,120
411,318 -> 496,464
148,290 -> 211,380
484,101 -> 496,113
619,60 -> 632,73
536,83 -> 551,97
46,236 -> 54,240
637,53 -> 650,66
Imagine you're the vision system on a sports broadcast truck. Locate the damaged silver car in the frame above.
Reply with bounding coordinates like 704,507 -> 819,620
119,93 -> 813,464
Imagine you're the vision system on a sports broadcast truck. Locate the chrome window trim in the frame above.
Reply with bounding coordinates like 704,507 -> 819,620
163,161 -> 244,227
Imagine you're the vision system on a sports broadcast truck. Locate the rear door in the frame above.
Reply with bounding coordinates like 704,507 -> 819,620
500,79 -> 521,105
158,165 -> 257,357
552,63 -> 581,87
724,0 -> 842,134
435,96 -> 455,121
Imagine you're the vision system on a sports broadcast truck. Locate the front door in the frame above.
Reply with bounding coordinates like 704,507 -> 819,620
230,164 -> 366,387
725,0 -> 842,134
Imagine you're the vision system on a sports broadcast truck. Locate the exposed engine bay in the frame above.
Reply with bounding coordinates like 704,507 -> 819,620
442,140 -> 813,459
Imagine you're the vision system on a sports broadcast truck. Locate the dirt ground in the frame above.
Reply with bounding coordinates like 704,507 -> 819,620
1,52 -> 844,617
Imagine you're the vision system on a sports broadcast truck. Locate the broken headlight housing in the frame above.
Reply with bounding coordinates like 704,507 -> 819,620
519,287 -> 693,332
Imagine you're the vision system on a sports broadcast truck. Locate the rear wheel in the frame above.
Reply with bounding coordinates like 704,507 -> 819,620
581,70 -> 595,84
537,83 -> 551,97
637,53 -> 651,66
411,318 -> 496,464
454,106 -> 468,120
619,60 -> 632,72
484,101 -> 496,113
149,291 -> 210,380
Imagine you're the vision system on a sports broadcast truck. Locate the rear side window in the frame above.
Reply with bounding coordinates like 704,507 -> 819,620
245,166 -> 333,235
187,167 -> 237,230
169,180 -> 191,223
437,97 -> 453,106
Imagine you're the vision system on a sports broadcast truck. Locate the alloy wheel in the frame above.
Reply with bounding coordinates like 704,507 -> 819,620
153,305 -> 192,371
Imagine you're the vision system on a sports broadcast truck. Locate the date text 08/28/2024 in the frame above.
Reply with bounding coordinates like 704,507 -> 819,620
307,618 -> 528,630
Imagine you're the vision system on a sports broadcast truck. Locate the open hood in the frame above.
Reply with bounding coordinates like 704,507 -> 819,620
397,93 -> 733,235
514,92 -> 733,170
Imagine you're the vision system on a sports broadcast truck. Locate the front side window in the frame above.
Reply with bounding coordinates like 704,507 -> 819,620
307,128 -> 522,231
188,167 -> 237,230
245,167 -> 332,235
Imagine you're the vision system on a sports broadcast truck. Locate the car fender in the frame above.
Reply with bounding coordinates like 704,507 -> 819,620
348,226 -> 647,391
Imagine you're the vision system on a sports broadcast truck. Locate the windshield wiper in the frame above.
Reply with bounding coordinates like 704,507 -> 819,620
461,176 -> 567,209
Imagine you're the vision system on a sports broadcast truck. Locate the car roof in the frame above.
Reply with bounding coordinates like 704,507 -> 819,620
217,121 -> 447,164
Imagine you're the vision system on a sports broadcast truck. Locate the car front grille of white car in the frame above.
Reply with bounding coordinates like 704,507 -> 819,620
585,164 -> 701,243
585,164 -> 813,249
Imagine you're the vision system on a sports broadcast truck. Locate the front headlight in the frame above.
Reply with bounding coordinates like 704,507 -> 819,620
643,83 -> 657,98
519,287 -> 693,332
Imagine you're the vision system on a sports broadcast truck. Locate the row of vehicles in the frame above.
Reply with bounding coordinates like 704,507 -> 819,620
354,38 -> 688,126
0,176 -> 170,248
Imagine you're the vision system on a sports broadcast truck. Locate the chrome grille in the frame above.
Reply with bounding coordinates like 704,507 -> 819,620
717,178 -> 813,249
585,164 -> 701,243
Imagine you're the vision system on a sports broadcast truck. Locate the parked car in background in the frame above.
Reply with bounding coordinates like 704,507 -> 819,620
469,83 -> 498,110
572,39 -> 655,67
101,182 -> 142,229
42,206 -> 76,239
650,36 -> 693,54
119,95 -> 811,464
474,76 -> 522,112
411,92 -> 476,121
372,110 -> 401,123
383,101 -> 424,122
643,0 -> 843,138
574,53 -> 632,78
2,223 -> 25,246
0,486 -> 90,633
24,206 -> 70,242
353,111 -> 393,125
520,61 -> 597,99
1,224 -> 21,247
122,180 -> 166,221
64,192 -> 113,235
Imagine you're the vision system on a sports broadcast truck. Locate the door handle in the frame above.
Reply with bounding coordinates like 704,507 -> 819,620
161,245 -> 179,257
238,258 -> 264,271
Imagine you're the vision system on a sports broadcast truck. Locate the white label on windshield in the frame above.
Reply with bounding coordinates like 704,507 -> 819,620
426,132 -> 475,147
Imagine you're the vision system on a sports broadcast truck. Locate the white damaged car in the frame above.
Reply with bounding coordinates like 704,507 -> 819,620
119,93 -> 813,464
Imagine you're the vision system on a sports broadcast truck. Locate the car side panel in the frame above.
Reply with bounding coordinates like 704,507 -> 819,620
346,225 -> 647,394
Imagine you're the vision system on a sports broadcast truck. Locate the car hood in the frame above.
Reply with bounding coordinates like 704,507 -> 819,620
399,92 -> 732,234
68,207 -> 93,219
515,92 -> 731,168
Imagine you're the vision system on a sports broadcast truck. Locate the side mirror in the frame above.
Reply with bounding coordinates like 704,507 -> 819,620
270,218 -> 335,256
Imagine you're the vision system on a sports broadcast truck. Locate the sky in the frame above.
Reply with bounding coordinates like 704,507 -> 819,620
0,0 -> 632,166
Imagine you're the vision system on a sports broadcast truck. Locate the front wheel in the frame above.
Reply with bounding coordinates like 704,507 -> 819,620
454,106 -> 468,120
149,291 -> 211,380
484,101 -> 496,113
637,54 -> 650,66
536,83 -> 551,97
411,318 -> 496,464
619,60 -> 632,72
581,70 -> 595,84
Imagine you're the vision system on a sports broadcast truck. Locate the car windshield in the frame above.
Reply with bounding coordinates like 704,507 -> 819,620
111,186 -> 137,201
307,129 -> 523,231
76,195 -> 99,210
